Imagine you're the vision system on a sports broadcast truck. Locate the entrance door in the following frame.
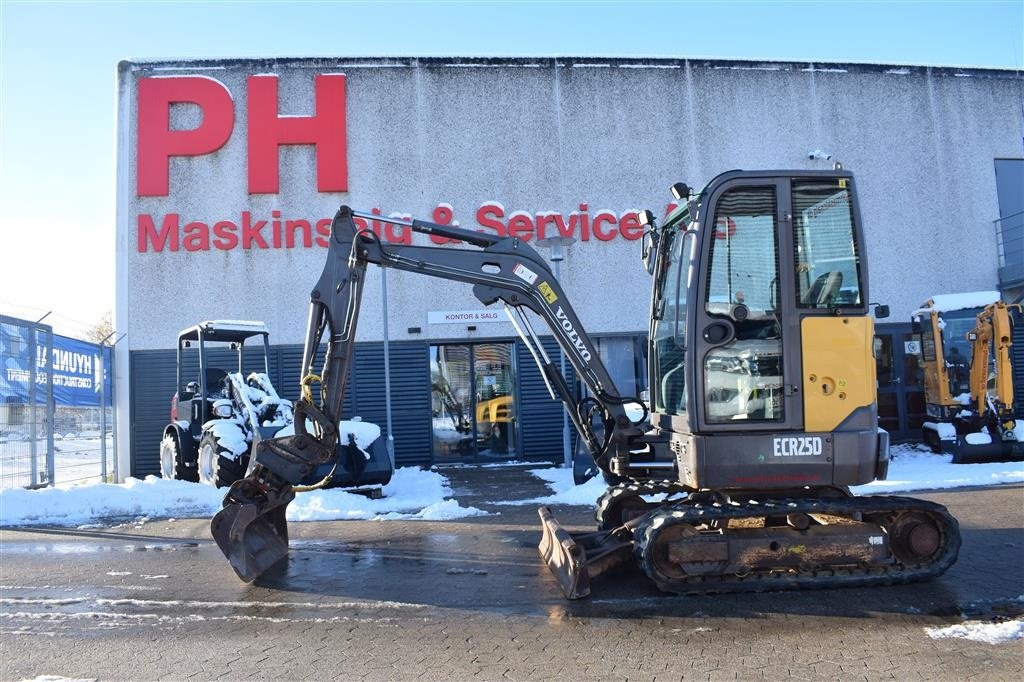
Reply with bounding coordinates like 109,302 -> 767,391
429,342 -> 518,464
875,325 -> 926,440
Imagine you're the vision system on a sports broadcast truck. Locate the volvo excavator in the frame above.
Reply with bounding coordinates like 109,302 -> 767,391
212,169 -> 961,598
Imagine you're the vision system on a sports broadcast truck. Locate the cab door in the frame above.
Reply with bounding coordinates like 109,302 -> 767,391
693,179 -> 804,432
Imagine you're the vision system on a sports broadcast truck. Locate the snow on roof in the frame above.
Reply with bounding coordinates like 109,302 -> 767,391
177,320 -> 270,341
915,291 -> 1001,316
200,320 -> 268,333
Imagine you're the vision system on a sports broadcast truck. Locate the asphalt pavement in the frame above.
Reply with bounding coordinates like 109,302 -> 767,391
1,467 -> 1022,681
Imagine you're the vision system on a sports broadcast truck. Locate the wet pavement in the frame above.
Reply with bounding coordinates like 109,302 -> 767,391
1,466 -> 1022,680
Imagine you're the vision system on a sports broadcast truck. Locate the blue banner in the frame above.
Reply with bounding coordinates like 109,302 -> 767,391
0,328 -> 111,408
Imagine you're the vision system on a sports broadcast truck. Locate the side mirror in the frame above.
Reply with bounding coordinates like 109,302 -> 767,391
186,381 -> 200,395
873,304 -> 890,319
637,210 -> 658,275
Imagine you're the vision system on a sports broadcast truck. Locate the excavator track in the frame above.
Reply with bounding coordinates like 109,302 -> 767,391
594,480 -> 689,530
632,494 -> 961,595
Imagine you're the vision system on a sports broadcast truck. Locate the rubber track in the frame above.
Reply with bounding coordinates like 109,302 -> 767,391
594,480 -> 687,530
633,495 -> 962,595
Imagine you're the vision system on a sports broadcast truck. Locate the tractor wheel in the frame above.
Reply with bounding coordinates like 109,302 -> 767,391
160,432 -> 198,482
197,431 -> 249,488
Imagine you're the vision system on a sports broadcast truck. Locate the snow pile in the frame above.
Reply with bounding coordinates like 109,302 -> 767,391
0,467 -> 486,527
498,466 -> 606,506
288,467 -> 487,521
0,476 -> 223,527
275,418 -> 381,457
201,418 -> 248,456
340,419 -> 382,451
926,618 -> 1024,645
852,444 -> 1024,494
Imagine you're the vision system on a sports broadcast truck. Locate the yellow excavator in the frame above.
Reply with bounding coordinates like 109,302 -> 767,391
914,294 -> 1024,463
211,169 -> 960,598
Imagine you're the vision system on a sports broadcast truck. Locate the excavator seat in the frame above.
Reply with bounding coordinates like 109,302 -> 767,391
803,271 -> 843,307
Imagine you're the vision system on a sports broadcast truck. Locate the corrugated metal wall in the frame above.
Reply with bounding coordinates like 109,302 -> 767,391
517,338 -> 575,461
129,338 -> 572,477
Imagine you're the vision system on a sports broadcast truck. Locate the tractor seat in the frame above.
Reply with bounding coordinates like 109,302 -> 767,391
202,368 -> 229,396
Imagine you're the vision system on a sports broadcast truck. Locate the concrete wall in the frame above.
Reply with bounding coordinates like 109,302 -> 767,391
114,56 -> 1024,478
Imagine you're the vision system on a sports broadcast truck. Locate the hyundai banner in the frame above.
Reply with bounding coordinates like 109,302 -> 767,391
0,330 -> 111,408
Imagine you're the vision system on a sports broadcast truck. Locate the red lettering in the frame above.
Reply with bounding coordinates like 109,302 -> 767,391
352,215 -> 375,237
507,212 -> 534,240
137,77 -> 233,197
272,210 -> 282,248
247,74 -> 347,194
535,213 -> 559,241
213,221 -> 239,250
386,223 -> 412,245
551,214 -> 573,239
476,204 -> 507,237
183,221 -> 210,251
137,213 -> 180,252
664,201 -> 679,216
315,218 -> 332,247
241,211 -> 268,249
592,211 -> 617,241
286,219 -> 312,248
619,212 -> 644,240
578,204 -> 590,241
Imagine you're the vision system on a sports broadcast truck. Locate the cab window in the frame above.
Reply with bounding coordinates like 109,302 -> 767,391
793,181 -> 864,308
702,185 -> 784,423
652,229 -> 694,415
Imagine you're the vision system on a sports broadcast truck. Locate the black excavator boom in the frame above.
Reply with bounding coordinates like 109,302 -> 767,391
212,204 -> 647,581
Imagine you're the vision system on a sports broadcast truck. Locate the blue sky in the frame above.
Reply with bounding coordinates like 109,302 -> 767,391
1,0 -> 1021,336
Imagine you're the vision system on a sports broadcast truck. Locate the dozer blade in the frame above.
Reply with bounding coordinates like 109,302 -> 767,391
537,506 -> 635,599
538,506 -> 591,599
211,479 -> 296,582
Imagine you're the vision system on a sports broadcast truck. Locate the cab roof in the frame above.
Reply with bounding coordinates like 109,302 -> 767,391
177,320 -> 269,343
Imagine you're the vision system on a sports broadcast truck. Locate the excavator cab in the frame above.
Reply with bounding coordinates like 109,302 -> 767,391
643,170 -> 888,490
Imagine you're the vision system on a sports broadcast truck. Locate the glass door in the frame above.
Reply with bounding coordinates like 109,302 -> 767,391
874,325 -> 927,440
430,342 -> 518,464
473,343 -> 517,460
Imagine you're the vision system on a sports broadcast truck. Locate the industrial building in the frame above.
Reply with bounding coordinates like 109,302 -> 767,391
115,56 -> 1024,478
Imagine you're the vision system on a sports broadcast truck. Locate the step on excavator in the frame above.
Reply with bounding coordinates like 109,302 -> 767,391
212,169 -> 961,598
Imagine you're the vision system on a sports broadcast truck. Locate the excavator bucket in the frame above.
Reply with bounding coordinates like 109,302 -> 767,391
537,506 -> 635,599
211,480 -> 296,582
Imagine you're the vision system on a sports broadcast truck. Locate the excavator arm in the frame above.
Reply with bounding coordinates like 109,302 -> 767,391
212,205 -> 646,582
968,301 -> 1020,421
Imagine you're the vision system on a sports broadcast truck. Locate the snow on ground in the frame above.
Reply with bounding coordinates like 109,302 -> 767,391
926,618 -> 1024,645
0,467 -> 486,527
497,466 -> 606,506
508,442 -> 1024,507
851,443 -> 1024,494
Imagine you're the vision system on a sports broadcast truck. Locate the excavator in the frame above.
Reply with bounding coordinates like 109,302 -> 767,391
914,294 -> 1024,463
212,169 -> 961,598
